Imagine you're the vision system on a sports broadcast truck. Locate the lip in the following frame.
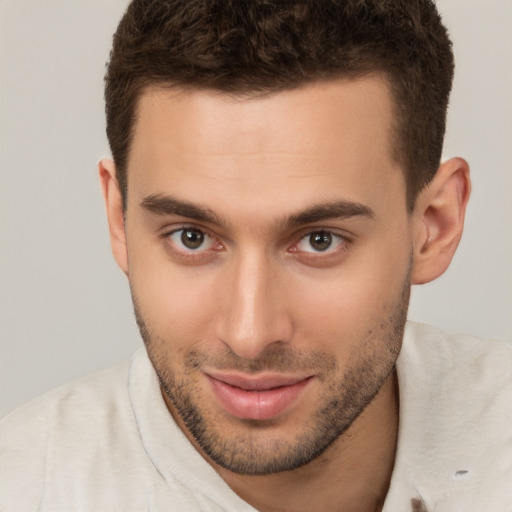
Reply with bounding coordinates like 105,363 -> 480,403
205,371 -> 314,421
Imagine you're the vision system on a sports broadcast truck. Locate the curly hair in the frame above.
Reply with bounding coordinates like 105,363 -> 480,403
105,0 -> 454,211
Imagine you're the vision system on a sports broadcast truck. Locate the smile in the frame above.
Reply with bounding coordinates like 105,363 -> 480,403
204,372 -> 314,421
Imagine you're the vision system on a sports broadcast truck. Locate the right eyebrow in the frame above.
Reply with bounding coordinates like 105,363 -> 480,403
284,200 -> 375,229
140,194 -> 225,226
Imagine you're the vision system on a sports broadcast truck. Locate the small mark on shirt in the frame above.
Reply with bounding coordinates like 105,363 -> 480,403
410,497 -> 428,512
454,469 -> 469,477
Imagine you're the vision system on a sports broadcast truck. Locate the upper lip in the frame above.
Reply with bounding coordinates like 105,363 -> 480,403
204,371 -> 312,391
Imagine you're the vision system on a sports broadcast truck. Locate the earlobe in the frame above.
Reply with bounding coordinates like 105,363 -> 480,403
98,158 -> 129,275
410,157 -> 471,285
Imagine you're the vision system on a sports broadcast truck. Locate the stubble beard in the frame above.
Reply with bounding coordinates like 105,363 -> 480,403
132,278 -> 409,476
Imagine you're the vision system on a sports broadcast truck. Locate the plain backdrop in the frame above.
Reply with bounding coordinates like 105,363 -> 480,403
1,0 -> 511,417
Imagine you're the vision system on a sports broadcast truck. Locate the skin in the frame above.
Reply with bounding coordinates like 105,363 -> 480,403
100,76 -> 470,511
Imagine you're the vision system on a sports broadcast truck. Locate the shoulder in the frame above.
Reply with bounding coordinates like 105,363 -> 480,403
399,321 -> 512,450
1,349 -> 136,433
399,321 -> 512,432
390,322 -> 512,510
402,321 -> 512,362
0,351 -> 139,510
400,321 -> 512,401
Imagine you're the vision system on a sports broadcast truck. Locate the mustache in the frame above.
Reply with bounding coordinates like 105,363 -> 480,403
183,346 -> 337,374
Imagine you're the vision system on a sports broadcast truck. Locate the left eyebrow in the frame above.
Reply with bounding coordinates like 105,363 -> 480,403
284,200 -> 375,229
140,194 -> 225,226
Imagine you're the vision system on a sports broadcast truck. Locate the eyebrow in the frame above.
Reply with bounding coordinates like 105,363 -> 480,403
284,201 -> 375,229
140,194 -> 375,229
141,194 -> 225,225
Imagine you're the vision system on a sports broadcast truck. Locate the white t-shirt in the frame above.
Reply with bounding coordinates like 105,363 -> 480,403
1,322 -> 511,511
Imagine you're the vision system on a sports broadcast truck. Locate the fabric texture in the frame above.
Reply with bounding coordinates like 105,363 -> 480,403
1,322 -> 511,511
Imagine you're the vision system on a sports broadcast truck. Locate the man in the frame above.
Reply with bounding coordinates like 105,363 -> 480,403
1,0 -> 511,510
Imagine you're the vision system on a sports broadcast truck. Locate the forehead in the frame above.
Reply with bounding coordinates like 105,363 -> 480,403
127,76 -> 405,219
133,76 -> 395,156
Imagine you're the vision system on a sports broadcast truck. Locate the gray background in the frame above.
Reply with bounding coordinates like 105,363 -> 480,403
1,0 -> 511,417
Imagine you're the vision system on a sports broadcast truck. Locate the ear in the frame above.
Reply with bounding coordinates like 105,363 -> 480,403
98,158 -> 128,275
410,157 -> 471,285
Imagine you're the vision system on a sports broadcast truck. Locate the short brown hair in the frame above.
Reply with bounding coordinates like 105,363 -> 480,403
105,0 -> 454,211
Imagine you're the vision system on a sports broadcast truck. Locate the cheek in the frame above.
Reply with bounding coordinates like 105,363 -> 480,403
291,246 -> 411,347
128,242 -> 220,347
292,279 -> 387,341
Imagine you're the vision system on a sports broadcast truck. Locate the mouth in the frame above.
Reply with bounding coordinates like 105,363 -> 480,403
204,371 -> 314,421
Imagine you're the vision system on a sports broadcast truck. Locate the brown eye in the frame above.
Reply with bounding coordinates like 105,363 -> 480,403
180,228 -> 205,249
168,228 -> 214,252
308,231 -> 333,251
295,230 -> 345,254
165,226 -> 224,264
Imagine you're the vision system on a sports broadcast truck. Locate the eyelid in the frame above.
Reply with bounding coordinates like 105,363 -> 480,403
292,226 -> 352,244
161,223 -> 214,241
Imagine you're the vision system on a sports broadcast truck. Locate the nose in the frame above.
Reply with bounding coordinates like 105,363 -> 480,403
215,250 -> 294,360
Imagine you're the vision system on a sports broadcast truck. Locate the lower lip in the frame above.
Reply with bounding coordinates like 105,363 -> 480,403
207,376 -> 312,421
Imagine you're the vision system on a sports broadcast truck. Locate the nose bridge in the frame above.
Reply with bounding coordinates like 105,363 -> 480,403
217,247 -> 291,359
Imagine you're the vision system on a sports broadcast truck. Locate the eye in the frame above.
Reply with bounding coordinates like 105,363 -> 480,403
295,230 -> 344,253
168,227 -> 215,251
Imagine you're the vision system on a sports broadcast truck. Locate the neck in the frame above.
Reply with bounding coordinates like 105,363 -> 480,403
219,371 -> 399,512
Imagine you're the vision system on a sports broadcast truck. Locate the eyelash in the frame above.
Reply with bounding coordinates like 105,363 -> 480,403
160,225 -> 352,264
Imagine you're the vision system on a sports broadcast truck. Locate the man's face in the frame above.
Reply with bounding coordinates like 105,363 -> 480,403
124,77 -> 413,474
